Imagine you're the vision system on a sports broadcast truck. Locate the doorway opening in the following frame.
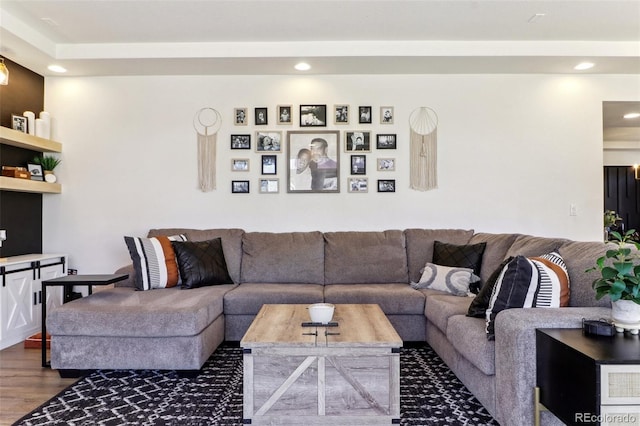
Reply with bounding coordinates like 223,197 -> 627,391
603,101 -> 640,240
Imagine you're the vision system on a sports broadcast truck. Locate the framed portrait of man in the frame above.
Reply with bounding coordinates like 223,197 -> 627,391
287,130 -> 340,193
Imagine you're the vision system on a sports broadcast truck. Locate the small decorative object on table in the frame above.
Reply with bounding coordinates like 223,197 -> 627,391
588,229 -> 640,334
308,303 -> 335,324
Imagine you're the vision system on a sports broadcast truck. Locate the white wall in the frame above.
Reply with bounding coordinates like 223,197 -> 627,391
41,74 -> 639,274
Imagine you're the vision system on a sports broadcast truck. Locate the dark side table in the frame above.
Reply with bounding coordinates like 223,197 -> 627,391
41,274 -> 128,368
535,328 -> 640,426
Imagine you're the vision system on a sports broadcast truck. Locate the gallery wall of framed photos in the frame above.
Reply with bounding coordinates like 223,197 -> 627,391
228,104 -> 398,195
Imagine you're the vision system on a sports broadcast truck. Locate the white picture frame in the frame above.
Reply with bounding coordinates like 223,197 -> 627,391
231,159 -> 250,171
259,178 -> 280,193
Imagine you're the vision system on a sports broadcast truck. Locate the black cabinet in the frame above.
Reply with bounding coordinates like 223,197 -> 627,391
536,329 -> 640,426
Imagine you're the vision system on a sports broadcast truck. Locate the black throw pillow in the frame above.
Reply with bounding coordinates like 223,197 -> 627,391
466,256 -> 514,318
433,240 -> 487,293
172,238 -> 233,289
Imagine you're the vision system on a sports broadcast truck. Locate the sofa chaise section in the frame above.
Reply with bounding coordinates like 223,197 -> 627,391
48,284 -> 234,371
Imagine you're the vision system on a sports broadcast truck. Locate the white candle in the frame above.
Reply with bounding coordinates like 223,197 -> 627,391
39,111 -> 51,139
23,111 -> 35,135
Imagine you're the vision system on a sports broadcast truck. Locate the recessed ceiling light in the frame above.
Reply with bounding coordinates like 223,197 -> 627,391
294,62 -> 311,71
624,112 -> 640,119
47,65 -> 67,73
574,62 -> 595,71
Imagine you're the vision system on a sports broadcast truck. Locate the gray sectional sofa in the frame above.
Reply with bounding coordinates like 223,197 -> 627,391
47,227 -> 613,426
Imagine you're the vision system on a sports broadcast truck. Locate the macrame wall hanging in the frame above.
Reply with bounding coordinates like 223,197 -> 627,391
193,107 -> 222,192
409,107 -> 439,191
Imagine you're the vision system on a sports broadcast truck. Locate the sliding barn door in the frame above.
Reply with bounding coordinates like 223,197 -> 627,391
604,166 -> 640,233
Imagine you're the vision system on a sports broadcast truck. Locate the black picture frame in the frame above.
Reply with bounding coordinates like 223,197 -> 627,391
254,107 -> 268,125
231,134 -> 251,149
287,130 -> 340,193
350,155 -> 366,175
27,163 -> 44,181
378,179 -> 396,193
232,180 -> 250,193
299,105 -> 327,127
358,106 -> 372,124
261,155 -> 277,175
376,134 -> 397,149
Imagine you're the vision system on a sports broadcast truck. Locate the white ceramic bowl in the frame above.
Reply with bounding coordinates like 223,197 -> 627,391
308,303 -> 335,324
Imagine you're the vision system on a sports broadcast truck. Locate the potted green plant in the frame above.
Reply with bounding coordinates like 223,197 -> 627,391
588,229 -> 640,332
33,155 -> 61,183
33,155 -> 61,172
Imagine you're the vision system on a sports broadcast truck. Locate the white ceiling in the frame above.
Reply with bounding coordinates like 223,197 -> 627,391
0,0 -> 639,77
0,0 -> 639,138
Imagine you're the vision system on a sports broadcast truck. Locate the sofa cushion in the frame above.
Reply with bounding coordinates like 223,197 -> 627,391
423,292 -> 473,334
124,234 -> 187,291
148,228 -> 245,284
240,232 -> 325,284
405,229 -> 474,283
559,241 -> 614,307
447,315 -> 495,375
412,263 -> 480,296
47,285 -> 234,337
468,233 -> 519,284
172,238 -> 233,288
324,231 -> 408,284
324,284 -> 425,315
486,252 -> 570,340
505,234 -> 570,258
223,283 -> 325,315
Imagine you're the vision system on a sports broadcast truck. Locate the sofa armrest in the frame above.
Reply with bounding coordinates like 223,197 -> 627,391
114,264 -> 136,288
493,306 -> 611,426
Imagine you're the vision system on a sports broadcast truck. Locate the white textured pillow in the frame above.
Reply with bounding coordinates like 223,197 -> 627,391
411,263 -> 480,296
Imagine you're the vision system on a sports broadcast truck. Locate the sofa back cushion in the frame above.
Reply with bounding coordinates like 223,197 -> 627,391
148,228 -> 244,284
324,230 -> 408,284
559,241 -> 613,307
505,234 -> 570,258
469,233 -> 519,284
404,229 -> 474,283
240,232 -> 325,284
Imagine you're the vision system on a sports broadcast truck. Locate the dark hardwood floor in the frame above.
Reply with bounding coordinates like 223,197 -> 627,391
0,343 -> 76,425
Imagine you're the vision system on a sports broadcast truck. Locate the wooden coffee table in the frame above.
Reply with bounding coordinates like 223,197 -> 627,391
241,304 -> 402,425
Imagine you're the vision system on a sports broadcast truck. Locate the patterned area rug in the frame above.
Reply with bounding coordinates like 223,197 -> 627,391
14,344 -> 498,426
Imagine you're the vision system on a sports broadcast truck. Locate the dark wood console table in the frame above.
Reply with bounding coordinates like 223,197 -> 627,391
536,328 -> 640,426
41,274 -> 128,368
